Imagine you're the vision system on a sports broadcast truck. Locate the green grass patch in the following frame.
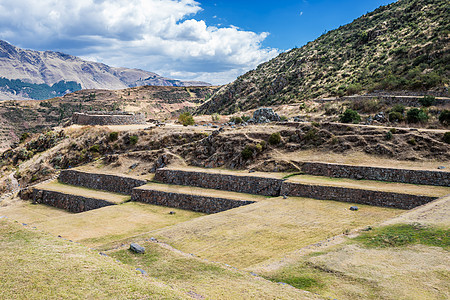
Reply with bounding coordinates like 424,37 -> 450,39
353,224 -> 450,249
282,172 -> 303,179
264,263 -> 326,292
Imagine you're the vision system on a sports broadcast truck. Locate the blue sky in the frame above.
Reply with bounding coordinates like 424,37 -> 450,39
0,0 -> 396,85
197,0 -> 396,50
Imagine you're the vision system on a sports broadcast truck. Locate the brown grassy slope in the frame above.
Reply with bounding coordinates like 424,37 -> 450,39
198,0 -> 449,114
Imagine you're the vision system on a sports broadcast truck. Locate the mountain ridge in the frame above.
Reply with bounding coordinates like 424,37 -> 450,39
0,40 -> 210,100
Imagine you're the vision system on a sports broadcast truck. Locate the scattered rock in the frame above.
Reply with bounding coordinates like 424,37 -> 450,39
438,166 -> 446,170
169,211 -> 176,215
248,169 -> 256,173
282,195 -> 288,199
350,206 -> 359,211
129,163 -> 139,169
130,243 -> 145,254
373,112 -> 386,123
136,268 -> 147,275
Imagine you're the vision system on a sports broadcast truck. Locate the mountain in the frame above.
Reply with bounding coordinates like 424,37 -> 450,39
198,0 -> 449,114
0,40 -> 210,100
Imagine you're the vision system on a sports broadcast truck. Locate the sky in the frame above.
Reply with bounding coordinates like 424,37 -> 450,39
0,0 -> 396,85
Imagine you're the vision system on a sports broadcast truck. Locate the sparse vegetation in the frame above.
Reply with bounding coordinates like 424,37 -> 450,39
443,132 -> 450,144
109,132 -> 119,142
419,95 -> 436,107
439,110 -> 450,126
268,132 -> 282,145
178,112 -> 195,126
340,109 -> 361,123
129,135 -> 139,145
241,145 -> 254,159
407,108 -> 429,123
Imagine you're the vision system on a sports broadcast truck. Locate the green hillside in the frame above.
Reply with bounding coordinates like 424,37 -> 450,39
198,0 -> 449,114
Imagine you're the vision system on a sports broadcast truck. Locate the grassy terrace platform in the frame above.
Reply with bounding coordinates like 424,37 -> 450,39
287,175 -> 450,197
35,180 -> 131,204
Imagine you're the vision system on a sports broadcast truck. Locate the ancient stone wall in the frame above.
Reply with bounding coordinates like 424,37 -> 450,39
314,95 -> 450,106
72,112 -> 146,125
299,162 -> 450,187
59,170 -> 147,195
32,189 -> 115,213
280,182 -> 436,209
154,169 -> 282,196
131,188 -> 255,214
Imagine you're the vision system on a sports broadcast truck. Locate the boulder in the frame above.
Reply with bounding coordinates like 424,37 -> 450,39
349,206 -> 359,211
130,243 -> 145,254
249,108 -> 281,123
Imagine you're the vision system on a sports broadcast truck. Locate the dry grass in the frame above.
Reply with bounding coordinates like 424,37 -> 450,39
147,197 -> 402,269
0,200 -> 203,249
36,180 -> 131,204
287,175 -> 450,197
106,241 -> 322,300
0,219 -> 184,299
274,150 -> 450,170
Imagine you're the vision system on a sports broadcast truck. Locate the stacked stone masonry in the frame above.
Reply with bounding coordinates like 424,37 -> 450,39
154,169 -> 282,196
131,188 -> 255,214
59,170 -> 147,195
33,189 -> 115,213
72,112 -> 146,125
280,182 -> 436,210
299,162 -> 450,187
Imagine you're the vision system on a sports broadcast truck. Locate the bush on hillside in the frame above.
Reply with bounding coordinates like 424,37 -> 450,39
268,132 -> 281,145
389,111 -> 404,122
407,108 -> 429,123
443,132 -> 450,144
340,109 -> 361,123
419,95 -> 436,107
109,132 -> 119,142
178,112 -> 195,126
438,110 -> 450,126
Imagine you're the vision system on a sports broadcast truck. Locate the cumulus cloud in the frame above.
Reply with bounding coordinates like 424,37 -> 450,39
0,0 -> 278,84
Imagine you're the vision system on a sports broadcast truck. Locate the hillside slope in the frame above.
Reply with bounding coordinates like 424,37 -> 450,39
198,0 -> 449,114
0,40 -> 210,100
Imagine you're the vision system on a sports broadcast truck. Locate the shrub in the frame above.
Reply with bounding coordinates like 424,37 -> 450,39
419,95 -> 436,107
129,135 -> 139,145
280,115 -> 288,121
241,145 -> 254,160
178,112 -> 195,126
241,116 -> 251,122
407,108 -> 428,123
230,116 -> 243,124
407,138 -> 417,145
443,132 -> 450,144
340,109 -> 361,123
438,110 -> 450,126
388,111 -> 404,122
268,132 -> 281,145
211,113 -> 220,122
109,132 -> 119,142
20,132 -> 30,143
89,144 -> 100,152
385,131 -> 393,140
391,104 -> 405,113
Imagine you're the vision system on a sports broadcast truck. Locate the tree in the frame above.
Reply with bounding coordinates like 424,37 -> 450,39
178,112 -> 195,126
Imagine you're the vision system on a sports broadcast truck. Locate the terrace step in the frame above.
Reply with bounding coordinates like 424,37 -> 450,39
59,169 -> 148,195
33,181 -> 131,213
131,182 -> 267,214
154,167 -> 284,196
154,167 -> 449,210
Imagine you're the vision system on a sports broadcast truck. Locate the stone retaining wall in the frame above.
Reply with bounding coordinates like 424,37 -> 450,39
314,95 -> 450,106
154,169 -> 282,196
72,112 -> 146,125
59,170 -> 147,195
131,188 -> 255,214
280,182 -> 436,210
32,189 -> 115,213
299,162 -> 450,187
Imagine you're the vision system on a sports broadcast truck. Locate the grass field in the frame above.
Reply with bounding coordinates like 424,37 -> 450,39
144,196 -> 403,269
0,219 -> 184,299
0,200 -> 204,249
106,241 -> 321,300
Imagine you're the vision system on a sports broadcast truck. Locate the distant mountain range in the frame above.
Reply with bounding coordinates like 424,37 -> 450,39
198,0 -> 449,114
0,40 -> 210,100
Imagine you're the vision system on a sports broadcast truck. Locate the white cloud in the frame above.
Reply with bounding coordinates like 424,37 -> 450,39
0,0 -> 279,84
